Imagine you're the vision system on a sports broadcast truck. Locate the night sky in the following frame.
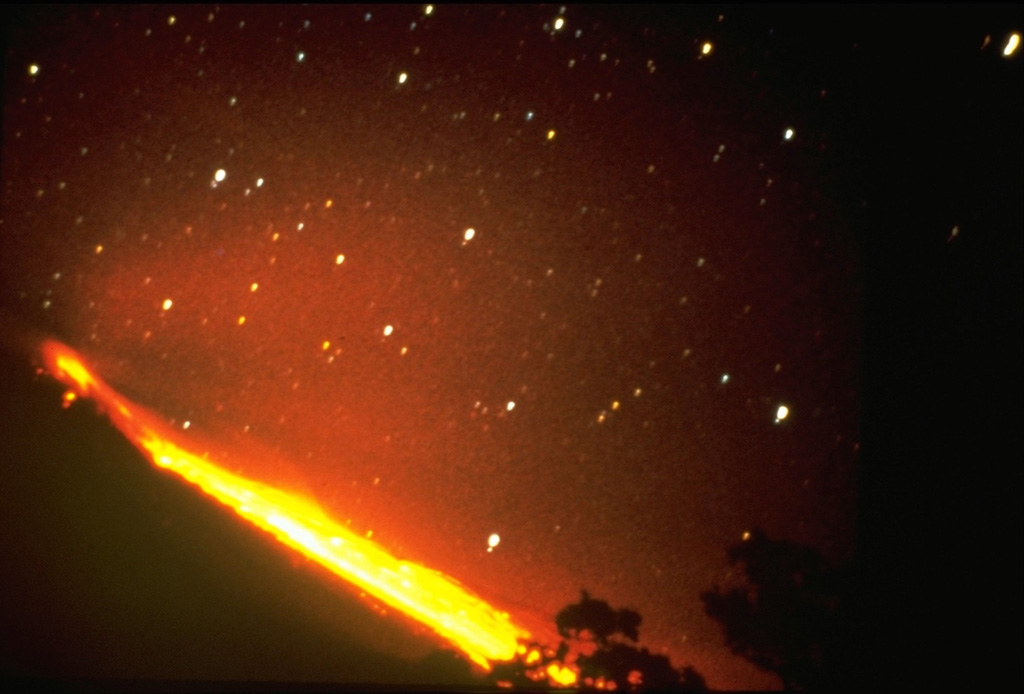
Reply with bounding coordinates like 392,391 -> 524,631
2,5 -> 1020,691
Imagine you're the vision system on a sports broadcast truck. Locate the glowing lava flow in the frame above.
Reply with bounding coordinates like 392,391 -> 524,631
38,339 -> 530,672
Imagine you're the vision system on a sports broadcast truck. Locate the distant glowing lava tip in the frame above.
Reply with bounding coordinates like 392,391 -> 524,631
40,339 -> 100,395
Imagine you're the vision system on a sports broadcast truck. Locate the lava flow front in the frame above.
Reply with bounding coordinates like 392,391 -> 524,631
39,339 -> 532,673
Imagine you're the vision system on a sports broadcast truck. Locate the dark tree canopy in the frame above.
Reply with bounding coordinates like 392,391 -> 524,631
701,528 -> 856,690
493,531 -> 857,691
556,589 -> 642,645
578,642 -> 706,692
491,591 -> 707,691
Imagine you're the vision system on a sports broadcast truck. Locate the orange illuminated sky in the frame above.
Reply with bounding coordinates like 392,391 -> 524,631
0,7 -> 868,689
28,4 -> 1024,690
4,5 -> 1020,691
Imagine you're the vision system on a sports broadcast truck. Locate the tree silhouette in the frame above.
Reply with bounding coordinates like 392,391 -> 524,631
556,589 -> 642,645
492,591 -> 707,691
701,528 -> 855,690
577,642 -> 708,692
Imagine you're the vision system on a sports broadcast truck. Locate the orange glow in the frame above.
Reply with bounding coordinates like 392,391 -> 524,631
46,345 -> 100,397
547,662 -> 579,686
39,339 -> 530,672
